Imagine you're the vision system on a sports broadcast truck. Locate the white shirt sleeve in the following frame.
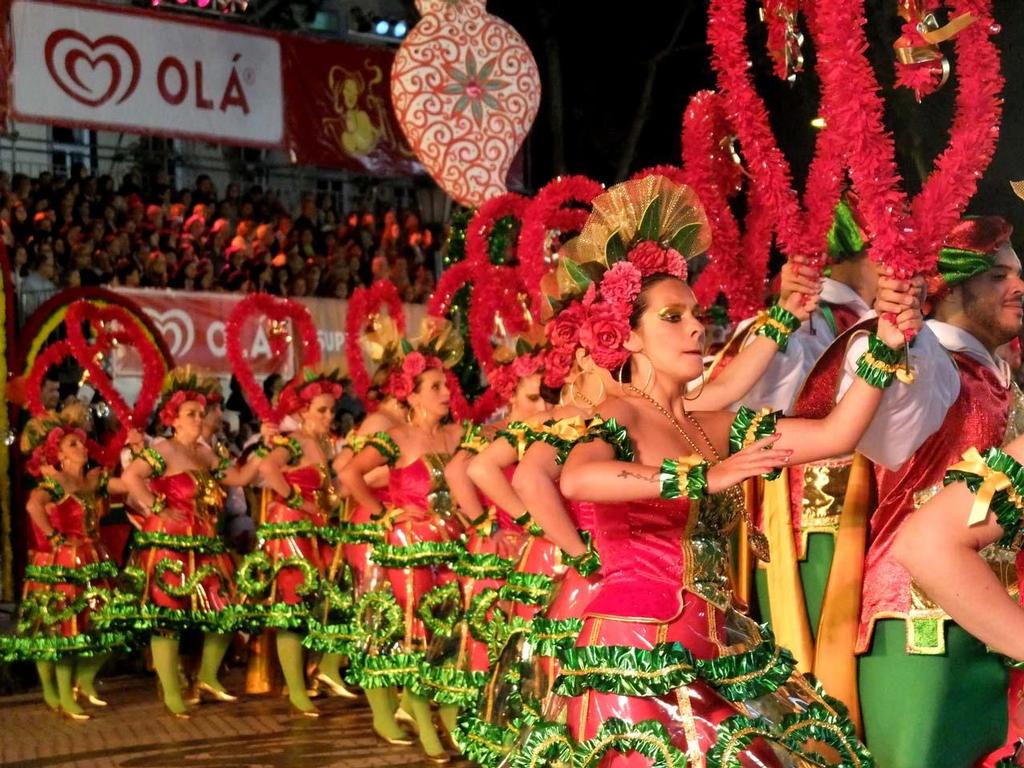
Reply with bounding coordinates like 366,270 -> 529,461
836,325 -> 960,470
734,330 -> 819,415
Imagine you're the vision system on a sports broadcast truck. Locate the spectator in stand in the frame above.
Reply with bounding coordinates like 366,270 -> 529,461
19,248 -> 58,321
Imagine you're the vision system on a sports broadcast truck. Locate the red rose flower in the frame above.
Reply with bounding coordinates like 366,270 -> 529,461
404,352 -> 428,378
627,241 -> 669,276
546,302 -> 586,349
600,262 -> 642,308
579,302 -> 631,370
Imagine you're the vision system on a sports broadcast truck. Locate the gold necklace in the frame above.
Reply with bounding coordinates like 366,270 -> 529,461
625,385 -> 771,562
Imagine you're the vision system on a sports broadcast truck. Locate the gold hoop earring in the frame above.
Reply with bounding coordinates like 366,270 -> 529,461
683,370 -> 706,403
619,351 -> 655,396
568,370 -> 605,409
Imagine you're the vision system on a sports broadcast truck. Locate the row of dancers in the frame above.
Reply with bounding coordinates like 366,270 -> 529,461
6,175 -> 1024,767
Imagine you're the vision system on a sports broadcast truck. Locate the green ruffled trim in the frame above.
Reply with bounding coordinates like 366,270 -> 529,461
269,435 -> 304,465
303,619 -> 361,655
236,551 -> 320,599
561,530 -> 601,577
24,559 -> 119,585
944,446 -> 1024,546
314,525 -> 348,546
577,417 -> 636,462
466,587 -> 503,646
412,662 -> 487,707
93,602 -> 245,634
658,457 -> 709,500
38,477 -> 66,502
855,334 -> 902,389
453,552 -> 516,580
496,421 -> 544,457
507,719 -> 575,768
554,642 -> 698,697
457,712 -> 516,768
17,587 -> 114,631
417,581 -> 462,637
778,696 -> 874,768
754,304 -> 801,352
211,455 -> 230,481
348,651 -> 424,689
728,405 -> 782,480
137,447 -> 167,477
239,602 -> 314,632
706,714 -> 784,768
576,718 -> 689,768
336,521 -> 386,545
131,531 -> 227,554
365,432 -> 400,466
371,540 -> 464,568
255,520 -> 326,541
499,571 -> 554,607
696,629 -> 797,701
151,558 -> 229,600
352,588 -> 405,648
0,630 -> 135,662
530,616 -> 583,657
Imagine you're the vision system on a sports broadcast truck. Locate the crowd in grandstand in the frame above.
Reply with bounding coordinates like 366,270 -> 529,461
1,167 -> 441,322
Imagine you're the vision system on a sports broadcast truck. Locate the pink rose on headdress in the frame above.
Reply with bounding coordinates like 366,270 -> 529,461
546,302 -> 586,349
600,262 -> 643,308
404,352 -> 428,378
663,248 -> 688,281
627,241 -> 668,275
543,347 -> 575,388
386,370 -> 414,401
579,302 -> 631,370
512,353 -> 543,379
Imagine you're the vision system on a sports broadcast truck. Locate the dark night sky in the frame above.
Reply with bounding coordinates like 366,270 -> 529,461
488,0 -> 1024,235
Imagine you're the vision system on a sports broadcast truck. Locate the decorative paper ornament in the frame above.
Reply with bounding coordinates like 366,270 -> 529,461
391,0 -> 541,206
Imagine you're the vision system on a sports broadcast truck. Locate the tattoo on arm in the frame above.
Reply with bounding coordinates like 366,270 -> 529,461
617,470 -> 657,483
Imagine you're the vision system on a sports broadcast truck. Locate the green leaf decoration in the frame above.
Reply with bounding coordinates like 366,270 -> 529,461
637,197 -> 662,242
564,258 -> 595,292
669,222 -> 702,256
605,231 -> 628,264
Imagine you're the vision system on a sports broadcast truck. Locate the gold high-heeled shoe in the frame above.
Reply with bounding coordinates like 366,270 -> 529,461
165,705 -> 191,720
423,750 -> 452,765
192,681 -> 238,703
60,707 -> 91,721
290,704 -> 320,719
73,685 -> 108,707
374,728 -> 415,747
313,672 -> 358,699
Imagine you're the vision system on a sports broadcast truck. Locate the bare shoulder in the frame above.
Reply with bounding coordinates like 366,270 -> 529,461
359,411 -> 399,435
591,395 -> 636,425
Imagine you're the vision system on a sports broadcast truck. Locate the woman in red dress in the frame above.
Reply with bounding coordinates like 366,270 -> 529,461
115,370 -> 261,718
510,176 -> 922,767
240,369 -> 346,716
340,320 -> 465,763
2,403 -> 130,719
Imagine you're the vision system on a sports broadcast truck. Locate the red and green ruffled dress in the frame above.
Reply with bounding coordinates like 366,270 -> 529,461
99,448 -> 239,634
1,474 -> 129,661
507,412 -> 872,768
346,434 -> 464,694
234,435 -> 352,638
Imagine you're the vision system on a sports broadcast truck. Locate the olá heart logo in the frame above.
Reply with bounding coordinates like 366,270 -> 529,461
44,29 -> 140,108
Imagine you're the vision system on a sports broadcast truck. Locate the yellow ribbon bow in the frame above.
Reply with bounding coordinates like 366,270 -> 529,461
474,506 -> 498,537
544,416 -> 589,443
949,447 -> 1014,526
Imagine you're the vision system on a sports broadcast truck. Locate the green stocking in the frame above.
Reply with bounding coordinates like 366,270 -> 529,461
798,532 -> 836,640
859,619 -> 1008,768
438,705 -> 459,736
406,690 -> 445,756
36,661 -> 59,710
151,635 -> 187,715
55,659 -> 85,716
198,632 -> 232,692
75,653 -> 109,698
318,652 -> 343,683
366,686 -> 409,740
277,631 -> 315,713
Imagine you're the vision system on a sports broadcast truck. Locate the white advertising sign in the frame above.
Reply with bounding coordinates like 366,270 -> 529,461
10,0 -> 284,146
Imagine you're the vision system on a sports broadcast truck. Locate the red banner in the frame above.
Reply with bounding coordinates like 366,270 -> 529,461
279,35 -> 422,177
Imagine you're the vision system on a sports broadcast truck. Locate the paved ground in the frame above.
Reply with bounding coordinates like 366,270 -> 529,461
0,673 -> 464,768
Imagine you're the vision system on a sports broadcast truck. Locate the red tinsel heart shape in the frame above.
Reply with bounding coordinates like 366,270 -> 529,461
226,294 -> 322,423
64,301 -> 167,432
345,279 -> 406,405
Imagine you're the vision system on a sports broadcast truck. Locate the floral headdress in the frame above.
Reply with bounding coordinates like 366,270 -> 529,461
384,317 -> 464,402
21,401 -> 90,477
156,366 -> 210,427
277,367 -> 345,416
542,175 -> 712,371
